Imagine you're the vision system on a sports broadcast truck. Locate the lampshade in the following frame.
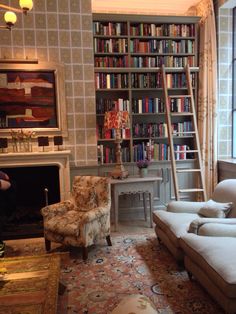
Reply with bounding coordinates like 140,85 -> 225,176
4,11 -> 17,26
104,111 -> 130,130
19,0 -> 33,11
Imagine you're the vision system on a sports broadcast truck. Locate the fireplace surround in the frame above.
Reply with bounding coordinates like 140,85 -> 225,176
0,150 -> 70,239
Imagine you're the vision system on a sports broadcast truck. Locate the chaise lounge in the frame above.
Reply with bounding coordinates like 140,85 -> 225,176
152,179 -> 236,262
152,179 -> 236,313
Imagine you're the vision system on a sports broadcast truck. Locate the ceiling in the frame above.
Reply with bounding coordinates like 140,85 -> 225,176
91,0 -> 202,16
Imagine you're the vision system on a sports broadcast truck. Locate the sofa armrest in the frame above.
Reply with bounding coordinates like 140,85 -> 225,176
41,200 -> 75,218
80,205 -> 110,224
188,217 -> 236,235
167,200 -> 206,213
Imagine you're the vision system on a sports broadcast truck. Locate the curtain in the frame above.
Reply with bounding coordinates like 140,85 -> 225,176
195,0 -> 218,198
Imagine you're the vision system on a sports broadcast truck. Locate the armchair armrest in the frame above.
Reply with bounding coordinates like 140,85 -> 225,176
167,200 -> 206,214
188,217 -> 236,235
41,200 -> 75,218
80,205 -> 110,224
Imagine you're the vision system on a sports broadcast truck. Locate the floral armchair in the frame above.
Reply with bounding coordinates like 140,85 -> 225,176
41,176 -> 112,260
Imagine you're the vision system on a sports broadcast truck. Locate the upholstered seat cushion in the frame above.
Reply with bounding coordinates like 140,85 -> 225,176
180,234 -> 236,298
153,210 -> 198,247
44,210 -> 84,237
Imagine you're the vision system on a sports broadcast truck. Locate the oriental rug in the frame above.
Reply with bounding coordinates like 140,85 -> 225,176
4,231 -> 223,314
0,253 -> 60,314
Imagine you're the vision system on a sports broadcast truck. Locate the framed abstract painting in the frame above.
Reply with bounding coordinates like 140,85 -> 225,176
0,61 -> 67,137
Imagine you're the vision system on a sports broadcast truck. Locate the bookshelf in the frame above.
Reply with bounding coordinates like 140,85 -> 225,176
93,14 -> 199,166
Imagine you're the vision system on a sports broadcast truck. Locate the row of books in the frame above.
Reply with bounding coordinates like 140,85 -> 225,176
130,39 -> 195,54
169,97 -> 191,112
131,73 -> 195,89
95,56 -> 129,68
95,73 -> 195,89
166,73 -> 195,88
97,145 -> 130,164
95,73 -> 129,89
130,56 -> 195,68
133,123 -> 168,138
94,38 -> 128,53
93,22 -> 195,38
96,98 -> 130,114
97,142 -> 194,164
172,122 -> 193,135
93,22 -> 128,36
173,144 -> 193,160
134,141 -> 193,162
130,23 -> 195,37
132,97 -> 165,113
97,126 -> 130,140
95,55 -> 195,68
133,142 -> 170,161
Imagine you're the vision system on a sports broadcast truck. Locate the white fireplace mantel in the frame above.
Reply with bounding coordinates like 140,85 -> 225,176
0,150 -> 71,201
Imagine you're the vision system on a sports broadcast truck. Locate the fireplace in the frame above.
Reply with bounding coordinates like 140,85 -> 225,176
0,150 -> 71,239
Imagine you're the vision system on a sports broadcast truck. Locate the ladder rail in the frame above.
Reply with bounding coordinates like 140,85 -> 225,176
185,64 -> 207,201
161,64 -> 180,200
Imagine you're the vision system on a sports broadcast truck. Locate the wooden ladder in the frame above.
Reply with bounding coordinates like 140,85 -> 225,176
161,64 -> 206,201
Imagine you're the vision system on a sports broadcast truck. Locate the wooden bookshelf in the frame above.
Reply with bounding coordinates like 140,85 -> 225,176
93,14 -> 199,165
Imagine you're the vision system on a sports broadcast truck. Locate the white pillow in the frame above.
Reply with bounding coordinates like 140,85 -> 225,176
198,199 -> 233,218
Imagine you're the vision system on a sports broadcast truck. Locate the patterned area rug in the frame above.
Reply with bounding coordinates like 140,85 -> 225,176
0,253 -> 60,314
4,231 -> 223,314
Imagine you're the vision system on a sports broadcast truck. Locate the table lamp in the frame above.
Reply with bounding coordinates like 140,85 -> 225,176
104,110 -> 130,179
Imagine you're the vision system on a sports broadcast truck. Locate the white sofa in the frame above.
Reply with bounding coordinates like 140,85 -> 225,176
152,179 -> 236,262
180,222 -> 236,313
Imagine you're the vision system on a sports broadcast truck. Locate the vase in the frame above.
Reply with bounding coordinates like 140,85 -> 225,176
139,168 -> 148,178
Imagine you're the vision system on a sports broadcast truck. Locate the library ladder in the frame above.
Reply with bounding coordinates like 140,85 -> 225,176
161,64 -> 207,201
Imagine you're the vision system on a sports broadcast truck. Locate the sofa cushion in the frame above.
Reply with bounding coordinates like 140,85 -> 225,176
180,234 -> 236,298
153,210 -> 198,247
198,199 -> 233,218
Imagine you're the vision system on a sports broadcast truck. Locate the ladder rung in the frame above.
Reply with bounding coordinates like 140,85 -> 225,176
169,95 -> 191,98
176,169 -> 201,173
179,188 -> 204,193
174,150 -> 197,153
173,131 -> 196,135
171,112 -> 193,116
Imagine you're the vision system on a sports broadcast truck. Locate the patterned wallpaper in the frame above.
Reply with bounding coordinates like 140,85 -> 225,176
0,0 -> 97,167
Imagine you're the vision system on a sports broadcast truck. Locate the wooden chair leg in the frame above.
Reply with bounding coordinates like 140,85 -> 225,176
187,271 -> 193,280
45,238 -> 51,252
106,235 -> 112,246
82,247 -> 88,260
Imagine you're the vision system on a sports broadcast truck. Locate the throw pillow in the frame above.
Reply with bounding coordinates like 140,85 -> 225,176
198,199 -> 233,218
73,186 -> 97,211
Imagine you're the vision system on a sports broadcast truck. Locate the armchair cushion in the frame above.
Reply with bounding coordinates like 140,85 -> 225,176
73,186 -> 97,211
198,199 -> 233,218
45,210 -> 84,237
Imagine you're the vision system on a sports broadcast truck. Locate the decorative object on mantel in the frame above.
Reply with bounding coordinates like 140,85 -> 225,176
38,136 -> 49,152
10,129 -> 35,152
53,136 -> 63,151
104,110 -> 130,179
136,159 -> 150,178
0,0 -> 33,30
0,137 -> 7,153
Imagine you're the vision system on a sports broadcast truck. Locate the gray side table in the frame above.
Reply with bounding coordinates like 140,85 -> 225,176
110,176 -> 162,231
